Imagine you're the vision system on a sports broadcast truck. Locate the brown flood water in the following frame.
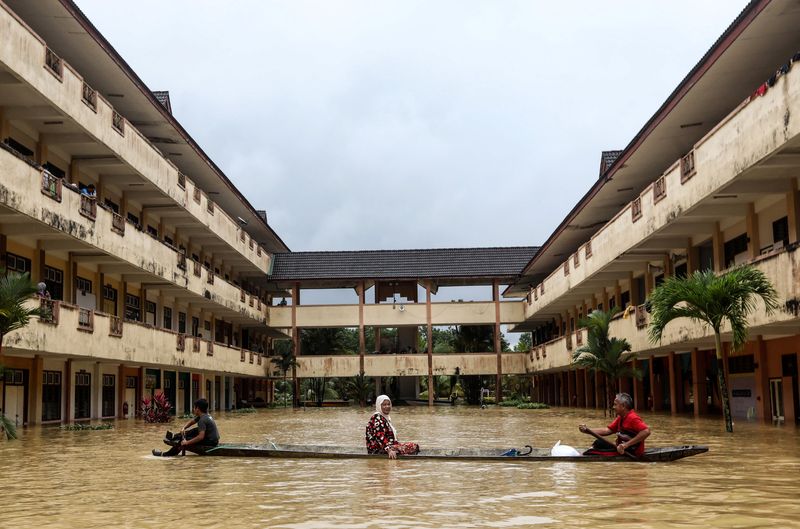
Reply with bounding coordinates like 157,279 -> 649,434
2,406 -> 800,529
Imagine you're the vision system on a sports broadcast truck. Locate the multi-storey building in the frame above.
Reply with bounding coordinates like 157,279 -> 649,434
0,0 -> 288,425
3,0 -> 800,429
510,0 -> 800,425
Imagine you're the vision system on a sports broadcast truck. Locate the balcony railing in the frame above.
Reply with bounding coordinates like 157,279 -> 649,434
585,240 -> 592,259
257,354 -> 262,365
77,308 -> 94,332
112,111 -> 125,135
39,298 -> 59,324
206,198 -> 214,215
176,333 -> 186,352
111,211 -> 125,235
249,351 -> 254,364
193,187 -> 201,203
240,349 -> 246,362
631,196 -> 642,222
635,304 -> 648,329
239,230 -> 245,243
207,340 -> 214,356
240,290 -> 246,303
565,332 -> 572,351
206,268 -> 214,285
81,82 -> 97,112
680,150 -> 696,183
193,260 -> 201,277
575,328 -> 583,346
109,315 -> 123,337
44,47 -> 63,80
177,253 -> 187,271
192,336 -> 201,353
653,175 -> 666,203
177,173 -> 186,189
573,252 -> 580,268
41,170 -> 62,202
79,195 -> 97,220
249,295 -> 254,307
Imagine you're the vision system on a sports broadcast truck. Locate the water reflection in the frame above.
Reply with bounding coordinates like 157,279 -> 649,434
1,406 -> 799,528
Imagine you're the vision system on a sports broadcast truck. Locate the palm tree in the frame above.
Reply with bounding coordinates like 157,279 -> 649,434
346,371 -> 374,407
572,307 -> 640,415
0,270 -> 45,440
648,266 -> 778,433
270,342 -> 298,408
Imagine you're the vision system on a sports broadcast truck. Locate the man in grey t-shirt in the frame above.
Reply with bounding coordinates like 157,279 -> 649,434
153,398 -> 219,457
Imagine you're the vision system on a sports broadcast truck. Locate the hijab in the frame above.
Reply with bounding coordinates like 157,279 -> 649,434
373,394 -> 397,438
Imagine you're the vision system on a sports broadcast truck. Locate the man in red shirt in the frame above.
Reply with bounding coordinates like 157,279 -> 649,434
579,392 -> 650,457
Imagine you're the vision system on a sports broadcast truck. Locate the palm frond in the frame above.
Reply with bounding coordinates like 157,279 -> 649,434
0,412 -> 17,440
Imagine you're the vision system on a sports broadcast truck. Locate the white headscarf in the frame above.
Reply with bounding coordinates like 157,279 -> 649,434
374,394 -> 397,439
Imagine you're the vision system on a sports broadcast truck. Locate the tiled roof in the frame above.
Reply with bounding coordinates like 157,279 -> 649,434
600,150 -> 623,177
270,246 -> 539,281
152,91 -> 172,114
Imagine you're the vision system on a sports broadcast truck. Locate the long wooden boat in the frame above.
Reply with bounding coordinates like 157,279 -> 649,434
188,443 -> 708,462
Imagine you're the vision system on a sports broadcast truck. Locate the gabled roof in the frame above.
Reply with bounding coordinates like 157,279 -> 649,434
269,246 -> 538,287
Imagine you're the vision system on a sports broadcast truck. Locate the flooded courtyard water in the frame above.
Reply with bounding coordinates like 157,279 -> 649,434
2,406 -> 800,528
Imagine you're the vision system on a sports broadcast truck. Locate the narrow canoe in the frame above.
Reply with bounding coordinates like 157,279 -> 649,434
188,443 -> 708,462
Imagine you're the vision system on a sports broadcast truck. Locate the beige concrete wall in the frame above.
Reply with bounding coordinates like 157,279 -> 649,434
0,3 -> 268,274
524,63 -> 800,321
269,301 -> 524,329
0,149 -> 266,324
5,302 -> 267,377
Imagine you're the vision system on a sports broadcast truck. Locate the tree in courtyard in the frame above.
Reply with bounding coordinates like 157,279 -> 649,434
270,341 -> 298,407
515,332 -> 532,353
648,266 -> 778,433
572,307 -> 640,415
346,371 -> 374,407
0,270 -> 44,440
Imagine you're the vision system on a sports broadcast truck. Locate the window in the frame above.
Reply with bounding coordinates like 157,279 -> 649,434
724,233 -> 748,268
74,371 -> 91,420
42,370 -> 62,422
102,374 -> 115,417
6,253 -> 31,275
125,376 -> 137,389
145,301 -> 156,325
103,285 -> 118,315
125,294 -> 141,322
773,217 -> 789,246
126,212 -> 140,228
164,236 -> 174,247
4,137 -> 34,157
44,266 -> 63,301
42,162 -> 65,179
178,312 -> 187,334
76,276 -> 92,294
728,354 -> 755,374
146,225 -> 158,238
192,316 -> 200,337
163,307 -> 173,330
104,199 -> 120,214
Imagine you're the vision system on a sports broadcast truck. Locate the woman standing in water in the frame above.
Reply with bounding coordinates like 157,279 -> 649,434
365,395 -> 420,459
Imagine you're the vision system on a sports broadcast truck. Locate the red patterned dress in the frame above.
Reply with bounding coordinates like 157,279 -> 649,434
365,414 -> 419,455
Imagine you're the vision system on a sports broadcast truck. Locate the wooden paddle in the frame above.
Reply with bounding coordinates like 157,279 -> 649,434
581,427 -> 638,461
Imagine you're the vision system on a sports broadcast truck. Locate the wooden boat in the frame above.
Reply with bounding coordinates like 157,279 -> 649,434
188,442 -> 708,462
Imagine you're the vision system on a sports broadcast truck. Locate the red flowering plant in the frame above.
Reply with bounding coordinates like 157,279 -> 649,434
140,392 -> 173,423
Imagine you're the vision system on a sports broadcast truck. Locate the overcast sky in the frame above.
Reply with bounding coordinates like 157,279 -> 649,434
76,1 -> 744,253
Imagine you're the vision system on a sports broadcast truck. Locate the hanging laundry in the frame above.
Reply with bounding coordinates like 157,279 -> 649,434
767,72 -> 778,87
780,63 -> 790,75
752,83 -> 768,99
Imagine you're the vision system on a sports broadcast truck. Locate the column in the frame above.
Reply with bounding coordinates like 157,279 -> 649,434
787,181 -> 800,244
712,222 -> 724,272
93,362 -> 102,419
28,355 -> 43,425
117,364 -> 126,418
753,336 -> 770,421
291,283 -> 300,406
668,352 -> 678,415
576,368 -> 586,407
65,359 -> 74,422
687,241 -> 699,274
493,280 -> 503,402
594,371 -> 602,409
691,348 -> 708,416
426,281 -> 434,407
614,282 -> 622,310
198,372 -> 206,399
583,369 -> 592,408
629,272 -> 639,307
632,359 -> 644,410
566,370 -> 575,407
746,203 -> 760,260
358,281 -> 366,377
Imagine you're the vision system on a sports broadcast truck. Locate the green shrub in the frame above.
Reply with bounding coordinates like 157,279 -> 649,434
481,397 -> 495,405
231,407 -> 257,414
61,423 -> 114,431
516,402 -> 550,410
498,399 -> 521,407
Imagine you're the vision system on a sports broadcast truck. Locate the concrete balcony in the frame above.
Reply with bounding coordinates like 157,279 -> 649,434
0,147 -> 267,325
527,245 -> 800,373
6,301 -> 268,377
292,352 -> 528,378
268,300 -> 525,329
523,59 -> 800,323
0,3 -> 268,274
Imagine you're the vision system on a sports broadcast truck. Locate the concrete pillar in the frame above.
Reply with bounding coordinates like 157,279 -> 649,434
687,241 -> 699,274
93,362 -> 102,419
691,348 -> 708,416
650,356 -> 663,411
712,222 -> 724,272
291,283 -> 300,406
28,355 -> 43,425
576,368 -> 586,407
746,203 -> 760,260
117,364 -> 126,418
583,369 -> 592,408
601,288 -> 609,310
754,336 -> 770,421
629,272 -> 639,308
787,181 -> 800,244
668,352 -> 678,415
358,281 -> 366,376
65,359 -> 74,422
493,280 -> 503,402
594,370 -> 602,409
426,282 -> 434,406
198,373 -> 206,399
